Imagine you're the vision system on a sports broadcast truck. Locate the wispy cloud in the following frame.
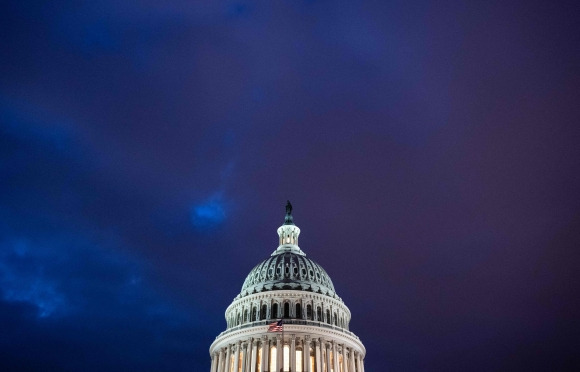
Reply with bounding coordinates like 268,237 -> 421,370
191,193 -> 227,230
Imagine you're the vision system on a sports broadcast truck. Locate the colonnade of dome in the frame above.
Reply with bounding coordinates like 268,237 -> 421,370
226,291 -> 350,330
210,333 -> 365,372
209,203 -> 365,372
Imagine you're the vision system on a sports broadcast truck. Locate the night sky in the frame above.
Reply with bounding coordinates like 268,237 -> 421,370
1,1 -> 580,371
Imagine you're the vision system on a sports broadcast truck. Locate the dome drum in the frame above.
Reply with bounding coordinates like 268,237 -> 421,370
225,291 -> 351,331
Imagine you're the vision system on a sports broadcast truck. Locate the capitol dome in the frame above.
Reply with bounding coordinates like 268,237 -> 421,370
209,202 -> 366,372
238,252 -> 338,300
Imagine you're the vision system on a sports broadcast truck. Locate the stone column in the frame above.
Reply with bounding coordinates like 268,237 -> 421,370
243,342 -> 250,372
342,346 -> 348,372
247,341 -> 253,372
218,349 -> 225,372
357,354 -> 363,372
290,335 -> 296,372
304,336 -> 311,372
332,342 -> 338,372
250,339 -> 258,372
297,337 -> 303,372
261,336 -> 269,372
349,350 -> 355,372
245,341 -> 251,372
276,334 -> 282,372
325,343 -> 331,372
211,353 -> 216,372
315,339 -> 322,372
234,342 -> 241,372
225,345 -> 232,372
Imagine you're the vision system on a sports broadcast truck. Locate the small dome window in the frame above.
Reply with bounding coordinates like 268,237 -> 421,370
285,267 -> 289,275
316,273 -> 320,279
309,270 -> 313,276
276,267 -> 281,275
293,267 -> 298,275
301,268 -> 306,275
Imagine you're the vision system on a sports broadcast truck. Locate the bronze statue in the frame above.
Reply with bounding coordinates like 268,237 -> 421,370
285,200 -> 292,215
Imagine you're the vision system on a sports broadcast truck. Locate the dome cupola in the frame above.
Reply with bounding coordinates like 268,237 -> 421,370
274,201 -> 303,255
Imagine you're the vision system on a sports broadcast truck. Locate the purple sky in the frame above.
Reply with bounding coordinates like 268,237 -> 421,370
1,0 -> 580,371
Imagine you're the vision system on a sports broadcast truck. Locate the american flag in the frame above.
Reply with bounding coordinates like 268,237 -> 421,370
267,319 -> 283,332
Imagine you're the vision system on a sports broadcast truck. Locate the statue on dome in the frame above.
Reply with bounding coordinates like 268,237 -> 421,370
285,200 -> 293,215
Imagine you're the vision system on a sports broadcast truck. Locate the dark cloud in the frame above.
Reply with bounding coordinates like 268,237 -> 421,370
1,0 -> 580,371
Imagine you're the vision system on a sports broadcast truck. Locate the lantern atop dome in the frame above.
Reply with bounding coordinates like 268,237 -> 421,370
275,201 -> 303,255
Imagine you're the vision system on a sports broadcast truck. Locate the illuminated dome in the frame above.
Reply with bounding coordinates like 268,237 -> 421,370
209,202 -> 366,372
238,251 -> 338,300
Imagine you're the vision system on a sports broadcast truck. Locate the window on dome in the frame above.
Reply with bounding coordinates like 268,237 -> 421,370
326,310 -> 331,324
306,305 -> 312,320
252,307 -> 257,322
284,302 -> 290,318
261,305 -> 267,320
276,267 -> 281,275
296,303 -> 302,319
316,307 -> 322,321
293,267 -> 298,275
301,268 -> 306,276
272,303 -> 278,319
285,267 -> 289,275
309,270 -> 313,276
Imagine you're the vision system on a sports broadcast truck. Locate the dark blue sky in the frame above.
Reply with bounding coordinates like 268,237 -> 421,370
1,1 -> 579,371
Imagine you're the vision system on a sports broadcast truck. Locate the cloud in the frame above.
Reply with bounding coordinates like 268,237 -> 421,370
191,193 -> 227,230
0,209 -> 203,370
0,100 -> 207,371
0,239 -> 68,318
